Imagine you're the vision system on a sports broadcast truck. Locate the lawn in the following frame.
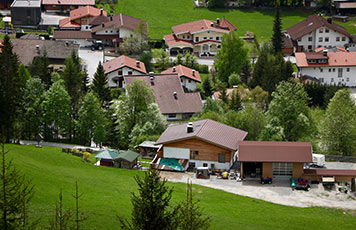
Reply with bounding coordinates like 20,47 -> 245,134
115,1 -> 356,42
5,144 -> 356,229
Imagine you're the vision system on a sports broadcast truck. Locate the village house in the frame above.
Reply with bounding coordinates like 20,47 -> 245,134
136,141 -> 162,159
295,49 -> 356,86
0,0 -> 14,9
161,65 -> 201,91
10,0 -> 41,27
103,55 -> 147,88
283,14 -> 354,55
154,119 -> 248,171
59,6 -> 107,31
164,18 -> 236,57
41,0 -> 95,12
124,73 -> 203,121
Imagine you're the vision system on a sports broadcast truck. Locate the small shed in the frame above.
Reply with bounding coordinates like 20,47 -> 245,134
114,150 -> 139,169
136,141 -> 162,158
94,149 -> 119,167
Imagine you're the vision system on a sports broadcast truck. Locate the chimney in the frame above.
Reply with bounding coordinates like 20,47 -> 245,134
110,16 -> 113,21
100,8 -> 103,16
192,70 -> 195,76
172,66 -> 176,72
327,17 -> 332,24
36,45 -> 40,54
217,18 -> 220,24
173,91 -> 177,99
150,76 -> 154,85
102,23 -> 104,27
323,49 -> 328,56
347,48 -> 350,52
210,22 -> 214,27
187,122 -> 193,133
136,60 -> 140,68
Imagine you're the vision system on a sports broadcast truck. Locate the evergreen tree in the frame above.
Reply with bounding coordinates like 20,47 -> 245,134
271,1 -> 283,54
229,89 -> 241,111
119,168 -> 179,230
320,89 -> 356,156
91,62 -> 111,107
0,143 -> 35,229
28,50 -> 51,88
0,35 -> 22,142
140,51 -> 153,72
240,60 -> 251,84
202,76 -> 213,98
228,73 -> 241,87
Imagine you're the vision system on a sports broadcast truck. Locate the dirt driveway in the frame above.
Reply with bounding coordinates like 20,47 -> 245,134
160,171 -> 356,210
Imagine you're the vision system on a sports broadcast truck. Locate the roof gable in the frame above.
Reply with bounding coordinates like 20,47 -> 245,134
171,19 -> 235,35
70,6 -> 106,21
296,51 -> 356,67
162,64 -> 201,82
103,55 -> 147,74
91,13 -> 147,33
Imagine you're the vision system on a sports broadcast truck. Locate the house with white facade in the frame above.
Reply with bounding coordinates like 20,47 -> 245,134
284,14 -> 354,53
161,65 -> 201,91
296,49 -> 356,86
103,55 -> 147,88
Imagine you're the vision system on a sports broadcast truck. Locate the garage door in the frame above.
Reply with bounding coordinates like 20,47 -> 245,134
273,163 -> 293,177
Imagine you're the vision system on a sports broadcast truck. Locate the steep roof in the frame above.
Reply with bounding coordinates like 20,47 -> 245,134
103,55 -> 147,74
295,51 -> 356,67
286,14 -> 351,40
124,74 -> 203,114
59,17 -> 80,28
42,0 -> 95,6
10,38 -> 79,66
69,6 -> 106,21
171,19 -> 234,35
163,33 -> 193,47
91,13 -> 147,32
156,119 -> 248,151
238,141 -> 313,163
53,30 -> 92,39
89,14 -> 109,26
162,64 -> 201,82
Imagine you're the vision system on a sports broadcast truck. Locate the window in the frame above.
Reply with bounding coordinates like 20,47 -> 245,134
308,45 -> 312,50
325,28 -> 329,33
331,78 -> 334,82
319,37 -> 323,42
188,80 -> 191,83
190,151 -> 199,159
118,70 -> 123,75
187,35 -> 190,39
168,114 -> 176,118
182,36 -> 185,39
308,37 -> 312,41
218,153 -> 225,163
128,71 -> 133,75
325,37 -> 329,42
319,29 -> 323,33
111,30 -> 113,33
346,77 -> 350,82
105,30 -> 108,33
203,163 -> 208,167
216,36 -> 220,40
180,78 -> 183,83
320,68 -> 323,73
217,45 -> 221,48
188,162 -> 195,170
347,68 -> 350,72
210,164 -> 215,169
210,37 -> 213,40
336,37 -> 340,42
342,37 -> 346,41
338,68 -> 343,78
273,163 -> 293,176
320,78 -> 324,83
203,37 -> 207,40
297,38 -> 302,42
329,68 -> 331,72
195,37 -> 199,42
332,68 -> 335,72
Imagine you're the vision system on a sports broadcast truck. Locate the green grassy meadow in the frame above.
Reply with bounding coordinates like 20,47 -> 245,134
115,0 -> 356,41
5,144 -> 356,229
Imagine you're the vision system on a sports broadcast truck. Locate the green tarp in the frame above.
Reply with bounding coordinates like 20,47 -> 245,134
94,149 -> 119,160
160,158 -> 184,171
114,150 -> 139,163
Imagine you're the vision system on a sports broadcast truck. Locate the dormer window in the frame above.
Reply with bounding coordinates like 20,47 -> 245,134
325,28 -> 329,33
182,36 -> 185,39
187,35 -> 190,39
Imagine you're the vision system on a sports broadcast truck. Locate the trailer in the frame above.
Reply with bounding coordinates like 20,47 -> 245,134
312,154 -> 325,168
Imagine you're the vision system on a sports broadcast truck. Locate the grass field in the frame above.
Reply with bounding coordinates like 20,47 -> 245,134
115,0 -> 356,41
5,144 -> 356,229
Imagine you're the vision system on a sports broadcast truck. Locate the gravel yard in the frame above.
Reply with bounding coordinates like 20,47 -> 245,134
160,169 -> 356,210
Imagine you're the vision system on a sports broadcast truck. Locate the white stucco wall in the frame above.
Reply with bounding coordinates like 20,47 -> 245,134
189,159 -> 230,170
297,26 -> 349,51
95,27 -> 119,35
163,113 -> 183,121
119,28 -> 134,38
107,66 -> 143,88
181,77 -> 197,91
299,66 -> 356,86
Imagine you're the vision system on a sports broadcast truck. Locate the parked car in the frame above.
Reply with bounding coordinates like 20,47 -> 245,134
261,177 -> 272,184
91,40 -> 103,51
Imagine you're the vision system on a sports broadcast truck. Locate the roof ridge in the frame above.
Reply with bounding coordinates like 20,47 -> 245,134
195,119 -> 209,137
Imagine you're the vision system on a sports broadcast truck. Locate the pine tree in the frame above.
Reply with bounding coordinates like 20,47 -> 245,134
229,89 -> 241,111
271,1 -> 283,54
91,62 -> 111,107
28,50 -> 51,88
202,76 -> 213,98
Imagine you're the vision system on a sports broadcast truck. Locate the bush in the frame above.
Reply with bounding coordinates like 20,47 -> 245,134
198,64 -> 209,73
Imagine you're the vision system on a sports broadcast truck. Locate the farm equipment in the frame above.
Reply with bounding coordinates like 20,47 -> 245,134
196,167 -> 210,179
261,177 -> 272,184
292,178 -> 311,191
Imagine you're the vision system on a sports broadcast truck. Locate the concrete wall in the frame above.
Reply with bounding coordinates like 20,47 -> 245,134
299,66 -> 356,86
181,77 -> 197,91
262,163 -> 273,178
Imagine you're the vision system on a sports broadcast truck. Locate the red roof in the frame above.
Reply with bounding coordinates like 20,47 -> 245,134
42,0 -> 95,6
315,46 -> 346,53
163,34 -> 193,47
238,141 -> 313,163
296,51 -> 356,67
70,6 -> 106,21
286,15 -> 351,40
171,19 -> 234,35
156,119 -> 247,151
103,55 -> 146,75
91,13 -> 147,33
59,17 -> 80,28
124,74 -> 203,115
304,169 -> 356,177
162,64 -> 201,83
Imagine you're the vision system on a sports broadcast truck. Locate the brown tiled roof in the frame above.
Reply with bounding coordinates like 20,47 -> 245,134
59,17 -> 80,28
89,15 -> 109,26
156,119 -> 248,151
304,169 -> 356,176
10,38 -> 79,66
162,64 -> 201,82
283,36 -> 294,49
286,14 -> 351,40
53,30 -> 92,39
42,0 -> 95,6
238,141 -> 313,163
296,51 -> 356,67
163,33 -> 193,47
124,74 -> 203,114
91,13 -> 147,33
217,18 -> 237,31
171,19 -> 233,35
103,55 -> 146,74
70,6 -> 106,21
